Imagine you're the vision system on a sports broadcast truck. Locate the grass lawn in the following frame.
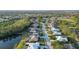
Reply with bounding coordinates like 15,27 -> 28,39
0,18 -> 31,38
16,32 -> 29,49
51,41 -> 64,49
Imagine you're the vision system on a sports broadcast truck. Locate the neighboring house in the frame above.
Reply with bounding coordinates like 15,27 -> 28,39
53,31 -> 62,36
30,28 -> 36,33
55,35 -> 68,42
40,46 -> 49,49
51,27 -> 60,32
33,42 -> 40,49
33,23 -> 38,27
51,26 -> 68,42
0,18 -> 8,22
48,24 -> 52,28
51,26 -> 62,35
27,42 -> 40,49
30,35 -> 38,42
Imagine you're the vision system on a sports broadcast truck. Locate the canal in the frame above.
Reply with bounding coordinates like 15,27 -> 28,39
0,35 -> 21,49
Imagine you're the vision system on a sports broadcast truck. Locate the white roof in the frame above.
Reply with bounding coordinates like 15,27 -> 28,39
0,18 -> 8,22
56,36 -> 68,42
53,31 -> 62,35
51,27 -> 60,32
27,42 -> 40,49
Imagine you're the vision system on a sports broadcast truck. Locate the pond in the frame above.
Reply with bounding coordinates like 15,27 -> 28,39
0,35 -> 21,49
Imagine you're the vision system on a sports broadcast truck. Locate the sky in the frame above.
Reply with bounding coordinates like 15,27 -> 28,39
0,0 -> 78,10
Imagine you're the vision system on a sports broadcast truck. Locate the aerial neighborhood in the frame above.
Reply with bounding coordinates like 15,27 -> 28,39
0,10 -> 79,49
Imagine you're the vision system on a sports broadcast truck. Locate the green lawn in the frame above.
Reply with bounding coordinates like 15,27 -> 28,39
16,32 -> 29,49
51,41 -> 64,49
0,18 -> 31,38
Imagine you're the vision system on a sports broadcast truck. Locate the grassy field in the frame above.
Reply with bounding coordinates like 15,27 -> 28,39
51,41 -> 64,49
0,18 -> 31,39
58,16 -> 79,41
16,32 -> 29,49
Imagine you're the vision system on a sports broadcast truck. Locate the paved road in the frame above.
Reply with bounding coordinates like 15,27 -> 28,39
25,18 -> 40,49
25,18 -> 52,49
42,23 -> 52,49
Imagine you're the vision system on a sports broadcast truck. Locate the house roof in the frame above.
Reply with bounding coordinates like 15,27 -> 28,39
51,27 -> 60,32
53,31 -> 62,35
27,42 -> 40,49
56,36 -> 68,42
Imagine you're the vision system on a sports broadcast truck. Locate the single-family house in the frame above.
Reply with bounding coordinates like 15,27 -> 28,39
55,35 -> 68,42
